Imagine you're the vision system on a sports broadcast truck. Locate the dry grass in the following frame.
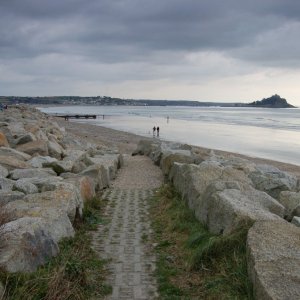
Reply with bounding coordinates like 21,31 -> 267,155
0,197 -> 111,300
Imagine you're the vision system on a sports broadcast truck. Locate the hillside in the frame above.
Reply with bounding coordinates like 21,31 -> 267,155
0,94 -> 296,108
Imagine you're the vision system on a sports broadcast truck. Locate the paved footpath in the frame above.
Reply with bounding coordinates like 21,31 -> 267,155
92,155 -> 163,300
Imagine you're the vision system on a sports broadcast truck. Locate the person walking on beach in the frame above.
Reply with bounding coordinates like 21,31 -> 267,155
153,126 -> 156,136
157,126 -> 160,137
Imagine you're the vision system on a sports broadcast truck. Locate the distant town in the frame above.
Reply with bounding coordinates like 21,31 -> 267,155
0,94 -> 295,108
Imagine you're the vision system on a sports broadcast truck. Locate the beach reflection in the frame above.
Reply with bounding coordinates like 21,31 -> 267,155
39,106 -> 300,166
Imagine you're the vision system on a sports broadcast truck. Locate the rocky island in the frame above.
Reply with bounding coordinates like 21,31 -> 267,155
247,94 -> 295,108
0,105 -> 299,299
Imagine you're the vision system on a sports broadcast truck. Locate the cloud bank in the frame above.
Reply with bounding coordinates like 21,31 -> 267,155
1,0 -> 300,104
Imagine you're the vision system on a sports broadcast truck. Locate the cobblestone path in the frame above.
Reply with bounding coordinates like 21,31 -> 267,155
92,155 -> 163,299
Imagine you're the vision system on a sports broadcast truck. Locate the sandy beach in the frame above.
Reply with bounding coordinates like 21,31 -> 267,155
57,118 -> 300,178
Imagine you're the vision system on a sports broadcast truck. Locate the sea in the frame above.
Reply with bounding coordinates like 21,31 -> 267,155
38,105 -> 300,166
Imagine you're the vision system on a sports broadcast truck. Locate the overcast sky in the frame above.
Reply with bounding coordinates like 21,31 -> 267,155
1,0 -> 300,104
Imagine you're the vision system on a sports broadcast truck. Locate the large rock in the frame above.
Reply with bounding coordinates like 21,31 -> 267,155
59,135 -> 85,150
34,129 -> 48,141
247,220 -> 300,300
16,176 -> 63,193
16,140 -> 48,156
0,122 -> 9,127
132,140 -> 164,166
0,155 -> 30,170
4,122 -> 26,145
9,168 -> 56,180
169,162 -> 221,209
47,126 -> 65,142
249,164 -> 298,199
23,182 -> 83,222
136,140 -> 204,167
0,165 -> 8,178
71,160 -> 88,174
132,139 -> 161,156
14,180 -> 39,194
169,162 -> 284,234
169,161 -> 252,211
45,160 -> 74,175
60,149 -> 90,173
0,147 -> 31,161
293,205 -> 300,218
0,217 -> 59,273
204,182 -> 284,234
0,190 -> 25,205
88,147 -> 120,157
87,154 -> 122,180
64,149 -> 86,162
27,155 -> 58,168
0,178 -> 15,190
278,191 -> 300,220
160,151 -> 194,176
208,155 -> 257,174
47,140 -> 63,159
7,122 -> 26,137
15,133 -> 36,145
5,201 -> 75,242
0,131 -> 9,147
80,164 -> 109,191
64,175 -> 96,202
37,208 -> 75,242
292,216 -> 300,227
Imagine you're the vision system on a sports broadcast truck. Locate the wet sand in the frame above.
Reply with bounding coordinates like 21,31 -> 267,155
57,118 -> 300,178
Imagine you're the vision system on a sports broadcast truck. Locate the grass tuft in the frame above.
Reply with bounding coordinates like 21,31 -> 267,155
81,196 -> 105,230
151,184 -> 253,299
189,222 -> 251,268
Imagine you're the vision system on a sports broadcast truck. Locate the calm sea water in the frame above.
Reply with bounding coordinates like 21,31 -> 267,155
39,106 -> 300,166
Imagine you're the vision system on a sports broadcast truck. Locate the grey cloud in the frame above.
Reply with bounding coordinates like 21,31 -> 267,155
0,0 -> 84,18
1,0 -> 300,98
231,21 -> 300,68
1,0 -> 299,63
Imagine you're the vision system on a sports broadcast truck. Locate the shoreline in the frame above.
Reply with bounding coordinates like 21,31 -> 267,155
40,105 -> 300,167
57,118 -> 300,178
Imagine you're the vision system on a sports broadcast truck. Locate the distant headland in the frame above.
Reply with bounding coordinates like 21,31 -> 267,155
247,94 -> 295,108
0,94 -> 296,108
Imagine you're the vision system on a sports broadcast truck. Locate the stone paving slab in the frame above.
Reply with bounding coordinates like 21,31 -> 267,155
92,156 -> 162,299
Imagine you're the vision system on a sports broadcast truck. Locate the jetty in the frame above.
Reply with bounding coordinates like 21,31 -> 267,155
55,114 -> 97,119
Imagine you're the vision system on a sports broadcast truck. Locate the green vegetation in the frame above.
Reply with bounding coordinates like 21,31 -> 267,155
81,196 -> 107,231
1,94 -> 295,108
0,196 -> 111,300
151,184 -> 253,300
